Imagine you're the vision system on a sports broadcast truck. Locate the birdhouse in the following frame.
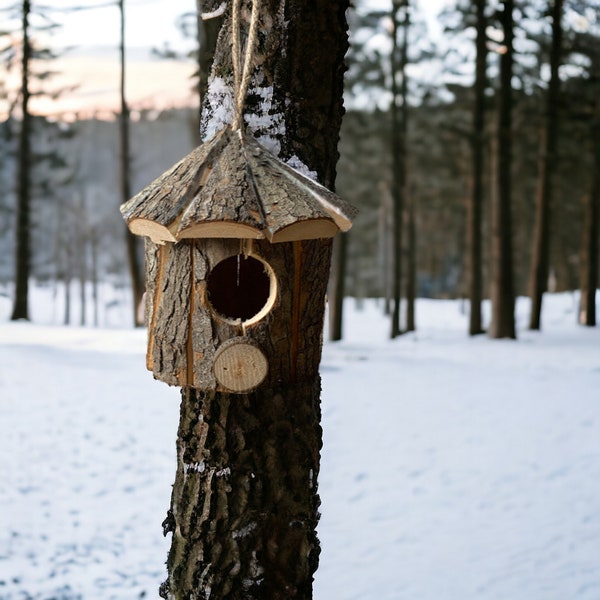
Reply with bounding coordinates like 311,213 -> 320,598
120,126 -> 357,393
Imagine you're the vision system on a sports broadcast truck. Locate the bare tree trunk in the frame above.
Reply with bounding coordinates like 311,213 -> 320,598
79,263 -> 86,326
405,193 -> 416,331
77,195 -> 87,327
528,0 -> 563,330
118,0 -> 144,326
159,1 -> 349,597
11,0 -> 32,321
400,4 -> 412,331
390,0 -> 409,338
380,194 -> 392,315
489,0 -> 516,339
90,226 -> 99,327
468,0 -> 487,335
63,243 -> 72,326
579,122 -> 599,326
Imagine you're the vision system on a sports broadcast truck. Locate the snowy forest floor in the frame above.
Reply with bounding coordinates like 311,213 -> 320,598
1,286 -> 599,599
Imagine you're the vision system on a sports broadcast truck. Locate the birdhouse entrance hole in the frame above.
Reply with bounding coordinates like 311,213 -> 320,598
207,254 -> 276,324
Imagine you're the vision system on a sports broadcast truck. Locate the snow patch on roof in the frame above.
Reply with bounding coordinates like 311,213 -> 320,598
286,154 -> 318,182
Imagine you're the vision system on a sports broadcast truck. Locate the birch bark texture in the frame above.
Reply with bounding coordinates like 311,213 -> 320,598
156,1 -> 349,598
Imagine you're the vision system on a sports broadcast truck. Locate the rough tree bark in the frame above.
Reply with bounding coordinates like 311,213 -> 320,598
11,0 -> 32,321
527,0 -> 563,330
158,1 -> 349,598
489,0 -> 516,339
468,0 -> 487,336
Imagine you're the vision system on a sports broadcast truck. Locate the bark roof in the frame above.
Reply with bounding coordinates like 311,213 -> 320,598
120,126 -> 357,244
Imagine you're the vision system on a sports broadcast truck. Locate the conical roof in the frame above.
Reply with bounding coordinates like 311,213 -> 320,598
120,126 -> 357,244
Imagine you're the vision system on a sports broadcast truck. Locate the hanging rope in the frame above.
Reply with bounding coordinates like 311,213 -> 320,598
231,0 -> 260,131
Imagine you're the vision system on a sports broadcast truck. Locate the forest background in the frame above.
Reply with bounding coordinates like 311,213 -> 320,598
0,0 -> 598,337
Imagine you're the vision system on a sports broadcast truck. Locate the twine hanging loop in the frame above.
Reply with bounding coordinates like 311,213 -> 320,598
231,0 -> 260,131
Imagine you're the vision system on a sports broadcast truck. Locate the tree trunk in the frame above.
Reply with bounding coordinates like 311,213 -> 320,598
328,232 -> 348,341
390,0 -> 409,338
168,385 -> 323,598
63,243 -> 72,326
405,192 -> 416,331
78,196 -> 87,327
489,0 -> 516,339
11,0 -> 32,321
79,271 -> 86,326
159,1 -> 348,597
380,194 -> 392,315
119,0 -> 144,326
528,0 -> 563,330
579,122 -> 599,326
468,0 -> 487,335
90,226 -> 99,327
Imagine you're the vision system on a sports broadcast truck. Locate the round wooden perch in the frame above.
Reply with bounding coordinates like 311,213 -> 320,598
213,337 -> 269,393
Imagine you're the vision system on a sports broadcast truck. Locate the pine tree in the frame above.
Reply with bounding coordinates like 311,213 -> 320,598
527,0 -> 564,330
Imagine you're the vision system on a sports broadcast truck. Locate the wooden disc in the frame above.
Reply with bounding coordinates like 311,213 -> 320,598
213,339 -> 268,393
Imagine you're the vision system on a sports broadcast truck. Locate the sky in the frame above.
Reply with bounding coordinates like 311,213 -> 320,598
44,0 -> 198,53
2,0 -> 200,117
41,0 -> 448,51
1,0 -> 449,118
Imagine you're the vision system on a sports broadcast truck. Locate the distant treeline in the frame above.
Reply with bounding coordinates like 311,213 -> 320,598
338,91 -> 594,300
0,97 -> 594,303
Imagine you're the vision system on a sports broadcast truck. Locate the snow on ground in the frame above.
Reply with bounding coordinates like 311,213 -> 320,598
0,286 -> 599,599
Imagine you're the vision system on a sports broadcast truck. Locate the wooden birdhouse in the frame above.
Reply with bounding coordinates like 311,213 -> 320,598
120,126 -> 357,394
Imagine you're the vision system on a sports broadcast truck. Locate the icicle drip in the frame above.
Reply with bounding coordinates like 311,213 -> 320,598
231,0 -> 260,131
